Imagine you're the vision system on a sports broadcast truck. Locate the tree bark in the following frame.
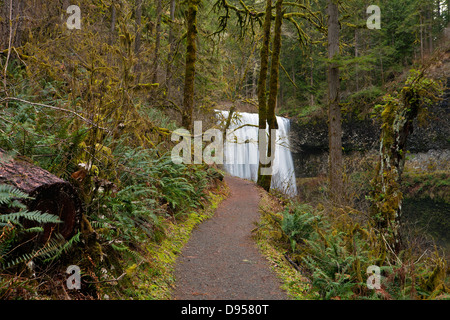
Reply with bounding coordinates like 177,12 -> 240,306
355,28 -> 359,92
448,0 -> 450,24
327,0 -> 343,203
256,0 -> 272,189
420,13 -> 424,62
0,149 -> 82,242
266,0 -> 282,134
166,0 -> 177,96
182,0 -> 200,130
260,0 -> 283,191
310,57 -> 314,106
109,3 -> 117,46
370,72 -> 441,255
134,0 -> 143,55
152,0 -> 163,84
427,5 -> 433,54
134,0 -> 143,80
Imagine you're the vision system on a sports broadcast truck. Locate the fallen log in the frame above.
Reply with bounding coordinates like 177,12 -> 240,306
0,149 -> 82,242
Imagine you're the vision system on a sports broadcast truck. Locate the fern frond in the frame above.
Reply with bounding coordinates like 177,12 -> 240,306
43,232 -> 81,263
0,210 -> 61,224
0,184 -> 31,205
111,242 -> 145,262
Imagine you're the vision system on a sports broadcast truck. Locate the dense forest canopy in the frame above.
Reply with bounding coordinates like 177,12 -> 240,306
0,0 -> 449,300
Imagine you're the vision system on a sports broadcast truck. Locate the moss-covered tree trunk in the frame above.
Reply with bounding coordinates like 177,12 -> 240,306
258,0 -> 283,191
152,0 -> 163,84
166,0 -> 177,97
267,0 -> 282,132
370,71 -> 442,255
134,0 -> 142,55
327,0 -> 343,204
256,0 -> 272,190
182,0 -> 200,130
134,0 -> 143,80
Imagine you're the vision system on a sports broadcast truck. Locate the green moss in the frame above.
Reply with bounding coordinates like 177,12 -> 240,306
370,70 -> 443,253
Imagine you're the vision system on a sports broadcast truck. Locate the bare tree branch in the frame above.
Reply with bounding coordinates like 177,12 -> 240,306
0,97 -> 111,132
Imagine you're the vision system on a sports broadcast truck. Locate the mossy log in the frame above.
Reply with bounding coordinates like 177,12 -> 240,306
0,149 -> 82,242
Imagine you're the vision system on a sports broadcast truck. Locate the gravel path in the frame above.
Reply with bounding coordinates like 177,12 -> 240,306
172,175 -> 287,300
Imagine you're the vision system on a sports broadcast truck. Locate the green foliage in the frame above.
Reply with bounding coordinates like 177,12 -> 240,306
85,144 -> 221,291
342,86 -> 384,119
302,231 -> 363,300
279,199 -> 449,300
0,184 -> 30,206
0,0 -> 447,300
281,203 -> 321,252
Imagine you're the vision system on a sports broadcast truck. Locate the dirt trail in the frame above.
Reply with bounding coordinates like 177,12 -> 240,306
172,175 -> 287,300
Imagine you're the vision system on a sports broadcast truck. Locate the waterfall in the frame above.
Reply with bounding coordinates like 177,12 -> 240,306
216,110 -> 297,196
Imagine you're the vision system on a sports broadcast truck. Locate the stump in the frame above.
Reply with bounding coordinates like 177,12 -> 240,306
0,149 -> 82,242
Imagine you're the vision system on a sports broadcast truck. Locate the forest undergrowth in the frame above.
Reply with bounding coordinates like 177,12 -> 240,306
257,159 -> 450,300
1,0 -> 449,300
256,64 -> 450,300
0,2 -> 225,298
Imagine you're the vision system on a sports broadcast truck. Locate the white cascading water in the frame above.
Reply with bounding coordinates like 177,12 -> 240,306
216,110 -> 297,196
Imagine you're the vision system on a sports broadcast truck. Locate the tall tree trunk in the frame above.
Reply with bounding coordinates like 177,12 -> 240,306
327,0 -> 343,203
9,0 -> 22,48
110,3 -> 116,46
370,74 -> 441,255
291,60 -> 296,100
380,54 -> 384,85
134,0 -> 143,80
420,13 -> 424,62
448,0 -> 450,24
310,58 -> 314,106
182,0 -> 199,130
428,5 -> 433,54
2,0 -> 13,96
252,59 -> 258,99
166,0 -> 177,96
153,0 -> 163,84
62,0 -> 70,23
355,28 -> 359,92
266,0 -> 282,133
258,0 -> 283,191
134,0 -> 142,55
256,0 -> 272,189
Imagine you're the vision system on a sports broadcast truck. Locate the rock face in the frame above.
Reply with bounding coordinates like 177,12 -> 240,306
408,77 -> 450,152
291,77 -> 449,177
291,116 -> 380,154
